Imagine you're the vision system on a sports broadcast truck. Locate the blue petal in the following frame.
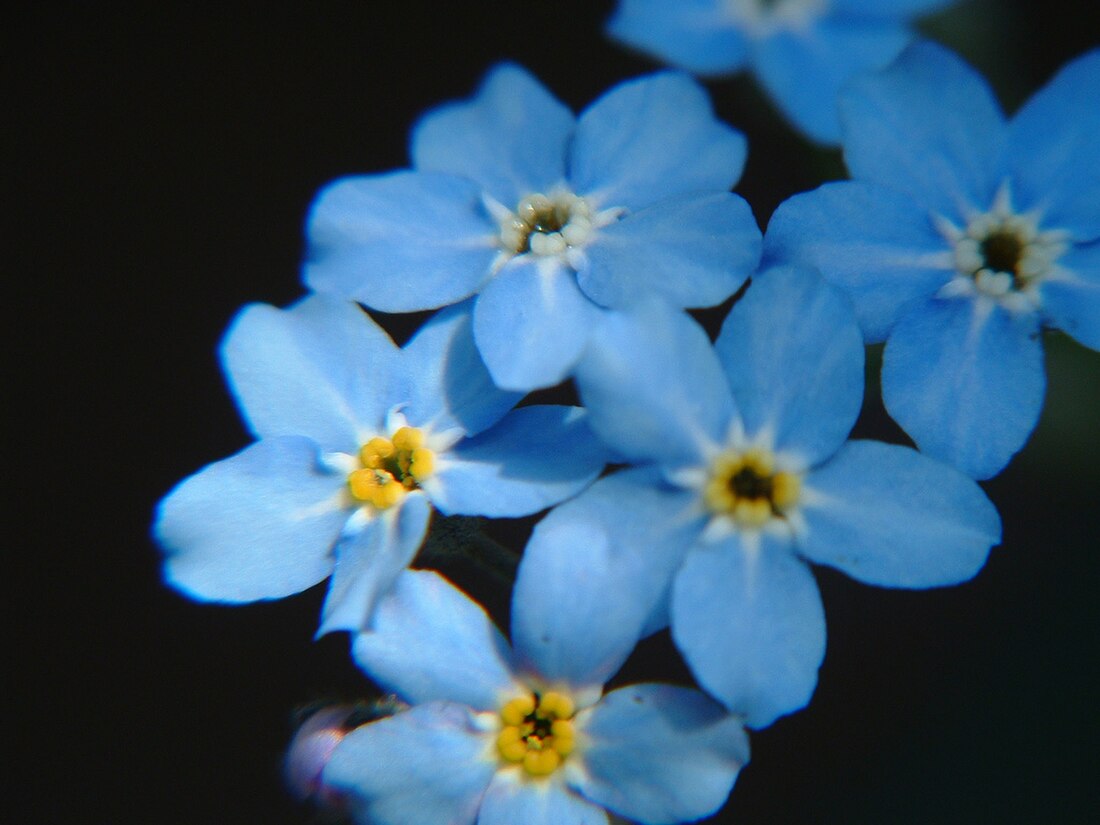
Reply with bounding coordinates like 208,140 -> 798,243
221,295 -> 395,451
764,181 -> 954,343
1041,241 -> 1100,351
830,0 -> 956,17
578,192 -> 760,310
671,535 -> 826,729
574,301 -> 736,467
800,440 -> 1000,587
750,18 -> 911,145
323,702 -> 496,825
530,467 -> 704,639
839,41 -> 1006,219
352,570 -> 522,712
427,406 -> 607,518
303,171 -> 497,312
473,259 -> 601,391
478,772 -> 608,825
570,72 -> 746,210
317,492 -> 432,635
606,0 -> 749,76
411,63 -> 574,207
397,302 -> 521,438
882,295 -> 1046,479
157,437 -> 345,602
573,684 -> 749,825
1007,48 -> 1100,241
714,266 -> 864,466
510,518 -> 651,696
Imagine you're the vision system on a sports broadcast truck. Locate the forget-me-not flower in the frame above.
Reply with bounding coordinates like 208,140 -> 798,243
154,296 -> 607,635
305,63 -> 759,391
550,266 -> 1000,728
606,0 -> 955,144
765,43 -> 1100,479
322,517 -> 750,825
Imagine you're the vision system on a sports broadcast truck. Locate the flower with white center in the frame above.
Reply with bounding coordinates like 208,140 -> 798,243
607,0 -> 956,144
153,296 -> 608,635
555,266 -> 1000,728
319,517 -> 750,825
765,42 -> 1100,479
304,63 -> 759,391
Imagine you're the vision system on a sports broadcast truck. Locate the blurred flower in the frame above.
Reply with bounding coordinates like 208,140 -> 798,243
154,297 -> 607,634
766,43 -> 1100,478
305,63 -> 759,391
558,265 -> 1001,727
606,0 -> 955,143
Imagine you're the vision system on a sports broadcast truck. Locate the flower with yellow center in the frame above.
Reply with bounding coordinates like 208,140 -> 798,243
346,426 -> 435,511
703,446 -> 801,528
496,691 -> 577,777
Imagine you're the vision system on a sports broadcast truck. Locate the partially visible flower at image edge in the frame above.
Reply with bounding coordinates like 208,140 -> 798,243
153,296 -> 608,635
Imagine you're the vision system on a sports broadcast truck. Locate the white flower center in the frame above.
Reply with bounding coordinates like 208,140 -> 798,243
723,0 -> 828,35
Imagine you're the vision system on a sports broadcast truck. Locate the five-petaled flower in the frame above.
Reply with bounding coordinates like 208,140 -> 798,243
766,43 -> 1100,478
554,265 -> 1000,727
304,63 -> 760,391
321,518 -> 749,825
154,296 -> 608,635
606,0 -> 956,144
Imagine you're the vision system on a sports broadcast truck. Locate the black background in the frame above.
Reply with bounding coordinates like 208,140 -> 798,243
9,1 -> 1100,822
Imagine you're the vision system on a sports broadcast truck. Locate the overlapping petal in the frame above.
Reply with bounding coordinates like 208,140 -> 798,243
157,437 -> 345,602
426,406 -> 607,518
606,0 -> 750,76
800,440 -> 1000,587
1041,242 -> 1100,351
303,171 -> 498,311
570,71 -> 747,210
882,294 -> 1046,479
715,266 -> 864,466
578,192 -> 759,310
352,570 -> 522,712
573,684 -> 749,825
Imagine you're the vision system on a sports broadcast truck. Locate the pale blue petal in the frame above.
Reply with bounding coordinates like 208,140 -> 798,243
764,181 -> 954,342
1041,242 -> 1100,351
672,535 -> 826,729
398,302 -> 521,438
570,72 -> 746,210
574,301 -> 736,467
303,171 -> 498,311
1007,48 -> 1100,241
411,63 -> 574,207
578,192 -> 760,310
353,570 -> 522,712
318,492 -> 432,635
478,772 -> 608,825
511,518 -> 650,694
606,0 -> 749,76
839,41 -> 1006,219
573,684 -> 749,825
323,702 -> 495,825
531,467 -> 704,639
428,406 -> 607,518
473,259 -> 602,391
751,18 -> 910,144
882,295 -> 1046,479
800,440 -> 1000,587
830,0 -> 956,17
157,437 -> 344,602
715,266 -> 864,466
221,295 -> 395,451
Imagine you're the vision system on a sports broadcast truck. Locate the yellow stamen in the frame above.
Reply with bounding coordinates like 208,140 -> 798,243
496,691 -> 578,776
539,691 -> 574,720
501,695 -> 536,726
523,748 -> 561,776
704,446 -> 802,527
391,426 -> 424,451
771,472 -> 801,509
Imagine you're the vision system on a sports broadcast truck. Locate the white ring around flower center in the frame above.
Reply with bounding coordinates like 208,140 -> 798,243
490,188 -> 624,270
723,0 -> 828,35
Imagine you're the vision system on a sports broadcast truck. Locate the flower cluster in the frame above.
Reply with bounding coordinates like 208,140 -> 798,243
155,22 -> 1097,825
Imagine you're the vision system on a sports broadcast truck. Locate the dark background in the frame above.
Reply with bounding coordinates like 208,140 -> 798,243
9,1 -> 1099,822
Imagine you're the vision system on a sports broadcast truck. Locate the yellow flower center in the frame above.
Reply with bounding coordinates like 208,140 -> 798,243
346,426 -> 434,510
703,447 -> 801,527
496,691 -> 576,777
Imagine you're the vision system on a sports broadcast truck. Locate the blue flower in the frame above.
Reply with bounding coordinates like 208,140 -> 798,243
304,63 -> 759,391
551,265 -> 1000,728
154,296 -> 608,635
606,0 -> 956,144
765,43 -> 1100,479
321,518 -> 750,825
